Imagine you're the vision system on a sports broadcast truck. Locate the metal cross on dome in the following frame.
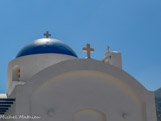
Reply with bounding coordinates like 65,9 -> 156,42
107,45 -> 110,52
82,43 -> 94,59
44,31 -> 51,38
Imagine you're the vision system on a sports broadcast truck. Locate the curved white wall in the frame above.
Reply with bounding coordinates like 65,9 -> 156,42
30,71 -> 146,121
6,53 -> 77,95
10,59 -> 156,121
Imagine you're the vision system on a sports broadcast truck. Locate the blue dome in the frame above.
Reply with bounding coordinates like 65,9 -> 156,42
16,38 -> 78,58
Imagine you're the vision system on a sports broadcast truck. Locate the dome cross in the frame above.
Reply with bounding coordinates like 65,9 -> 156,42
44,31 -> 51,38
107,45 -> 110,52
82,44 -> 94,59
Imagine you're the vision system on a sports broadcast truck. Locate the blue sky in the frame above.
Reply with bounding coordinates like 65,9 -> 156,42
0,0 -> 161,93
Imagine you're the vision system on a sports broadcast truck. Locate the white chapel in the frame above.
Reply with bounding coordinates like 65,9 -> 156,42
0,31 -> 157,121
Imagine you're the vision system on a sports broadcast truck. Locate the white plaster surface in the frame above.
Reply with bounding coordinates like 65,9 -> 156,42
6,53 -> 76,95
4,59 -> 157,121
0,94 -> 7,98
103,51 -> 122,68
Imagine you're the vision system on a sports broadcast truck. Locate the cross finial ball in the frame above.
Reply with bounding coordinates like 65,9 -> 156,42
44,31 -> 51,38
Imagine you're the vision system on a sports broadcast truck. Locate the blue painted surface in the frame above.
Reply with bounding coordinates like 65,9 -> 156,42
0,98 -> 15,114
0,102 -> 13,104
0,99 -> 15,101
16,38 -> 78,58
0,105 -> 11,107
0,108 -> 8,110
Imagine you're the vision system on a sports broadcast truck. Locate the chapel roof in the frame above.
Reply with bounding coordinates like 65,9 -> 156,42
16,38 -> 78,58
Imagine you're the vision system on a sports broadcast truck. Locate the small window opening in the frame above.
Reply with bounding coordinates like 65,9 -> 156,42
12,65 -> 20,81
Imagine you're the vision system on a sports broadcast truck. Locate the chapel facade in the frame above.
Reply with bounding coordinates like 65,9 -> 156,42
0,32 -> 157,121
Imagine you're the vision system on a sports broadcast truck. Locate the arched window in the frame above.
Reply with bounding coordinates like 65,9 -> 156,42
73,109 -> 106,121
12,65 -> 20,81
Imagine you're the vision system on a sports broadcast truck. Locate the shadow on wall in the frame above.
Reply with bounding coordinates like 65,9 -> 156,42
155,97 -> 161,121
155,88 -> 161,121
12,65 -> 20,81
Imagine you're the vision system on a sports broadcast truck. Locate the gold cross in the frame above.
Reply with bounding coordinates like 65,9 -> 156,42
44,31 -> 51,38
107,45 -> 110,52
82,44 -> 94,59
